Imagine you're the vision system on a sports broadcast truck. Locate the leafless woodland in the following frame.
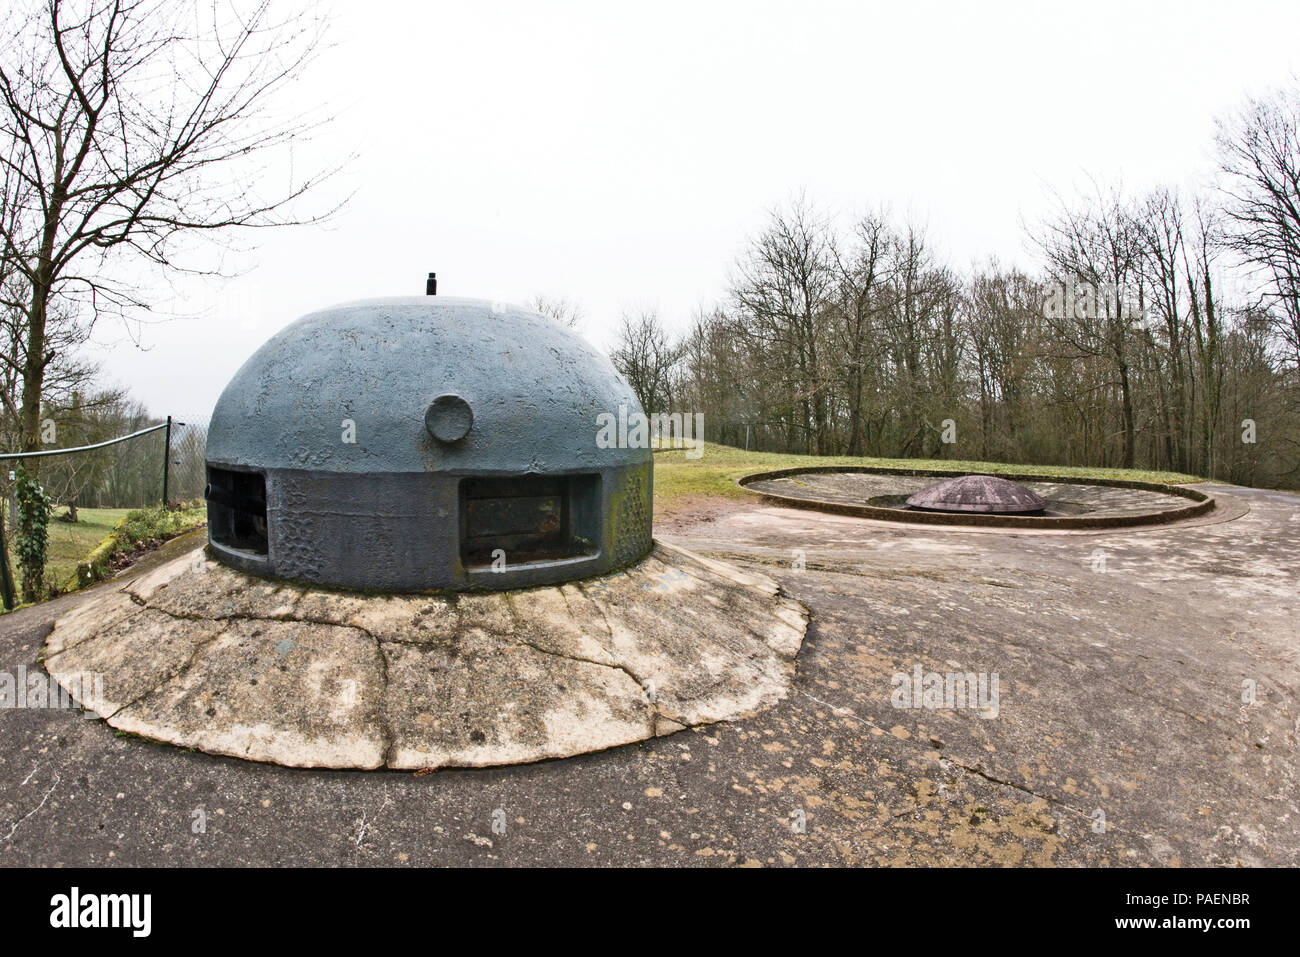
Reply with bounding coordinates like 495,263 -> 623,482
613,86 -> 1300,488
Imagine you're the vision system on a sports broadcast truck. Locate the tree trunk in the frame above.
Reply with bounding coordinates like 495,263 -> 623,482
21,284 -> 49,459
1119,360 -> 1136,469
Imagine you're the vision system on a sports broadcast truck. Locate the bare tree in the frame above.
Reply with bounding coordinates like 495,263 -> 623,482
829,212 -> 888,456
878,220 -> 952,457
528,294 -> 585,330
1032,183 -> 1144,468
1138,187 -> 1195,473
966,262 -> 1044,461
1181,198 -> 1228,478
609,308 -> 679,414
676,305 -> 749,447
730,196 -> 835,454
0,0 -> 341,458
1217,81 -> 1300,369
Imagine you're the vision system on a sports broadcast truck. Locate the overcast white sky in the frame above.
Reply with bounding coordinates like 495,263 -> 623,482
85,0 -> 1300,419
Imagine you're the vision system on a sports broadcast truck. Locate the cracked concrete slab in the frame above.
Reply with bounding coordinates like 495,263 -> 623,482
3,481 -> 1294,867
45,610 -> 225,716
381,640 -> 652,769
42,542 -> 808,771
111,619 -> 388,769
41,588 -> 144,659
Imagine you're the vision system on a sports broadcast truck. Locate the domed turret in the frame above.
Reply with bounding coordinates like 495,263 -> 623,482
905,474 -> 1047,514
205,296 -> 652,591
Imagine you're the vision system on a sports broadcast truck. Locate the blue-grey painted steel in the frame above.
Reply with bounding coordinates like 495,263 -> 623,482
425,393 -> 474,443
205,297 -> 653,591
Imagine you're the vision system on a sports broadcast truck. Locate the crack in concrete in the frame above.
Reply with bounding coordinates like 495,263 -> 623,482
796,687 -> 1139,838
127,601 -> 394,758
104,620 -> 229,720
569,582 -> 691,731
506,634 -> 662,725
42,602 -> 150,663
374,640 -> 396,766
941,755 -> 1151,841
352,795 -> 394,860
136,599 -> 366,635
499,591 -> 678,731
2,773 -> 60,844
78,601 -> 370,722
942,756 -> 1070,810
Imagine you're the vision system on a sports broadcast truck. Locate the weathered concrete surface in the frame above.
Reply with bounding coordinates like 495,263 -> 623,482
41,541 -> 808,770
654,482 -> 1299,865
1,483 -> 1296,867
746,471 -> 1206,524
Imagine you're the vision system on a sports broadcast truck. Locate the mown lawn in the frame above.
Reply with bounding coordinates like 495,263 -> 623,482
5,502 -> 208,600
653,443 -> 1204,519
7,506 -> 130,591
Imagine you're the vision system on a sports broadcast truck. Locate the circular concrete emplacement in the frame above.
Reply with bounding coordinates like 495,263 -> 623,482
42,542 -> 808,770
739,467 -> 1214,529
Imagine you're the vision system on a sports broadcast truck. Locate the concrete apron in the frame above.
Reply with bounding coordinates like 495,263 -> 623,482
41,541 -> 808,771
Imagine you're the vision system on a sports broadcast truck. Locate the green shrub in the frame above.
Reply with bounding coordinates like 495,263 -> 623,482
117,501 -> 206,549
74,500 -> 206,590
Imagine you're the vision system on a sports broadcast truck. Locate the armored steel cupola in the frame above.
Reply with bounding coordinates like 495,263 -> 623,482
204,295 -> 653,591
905,474 -> 1047,514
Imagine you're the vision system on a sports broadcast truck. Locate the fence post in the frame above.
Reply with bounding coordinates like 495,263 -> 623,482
162,415 -> 172,506
0,507 -> 14,610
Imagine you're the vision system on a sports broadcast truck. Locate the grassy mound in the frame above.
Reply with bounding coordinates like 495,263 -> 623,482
653,443 -> 1203,520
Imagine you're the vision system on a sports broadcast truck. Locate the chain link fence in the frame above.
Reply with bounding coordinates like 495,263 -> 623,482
0,411 -> 210,609
2,410 -> 210,520
164,413 -> 209,504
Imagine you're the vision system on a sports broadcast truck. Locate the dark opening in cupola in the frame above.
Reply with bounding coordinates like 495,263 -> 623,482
205,466 -> 268,556
459,474 -> 601,570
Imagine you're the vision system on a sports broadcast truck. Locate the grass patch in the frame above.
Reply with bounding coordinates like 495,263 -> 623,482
653,443 -> 1204,518
60,500 -> 207,595
6,506 -> 130,593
